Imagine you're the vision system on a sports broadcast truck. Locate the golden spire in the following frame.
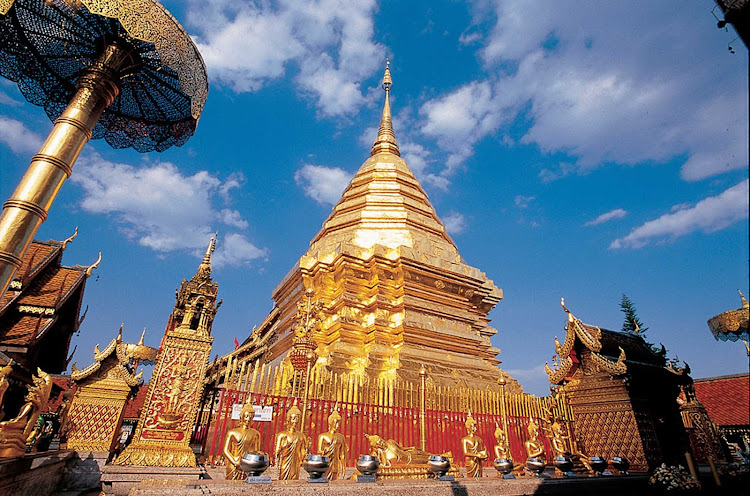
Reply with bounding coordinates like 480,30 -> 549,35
202,234 -> 217,266
193,234 -> 216,281
370,60 -> 400,157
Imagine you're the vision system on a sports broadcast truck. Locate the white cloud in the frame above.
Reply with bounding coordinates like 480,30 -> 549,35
458,31 -> 482,46
71,153 -> 266,267
538,162 -> 577,183
294,164 -> 353,206
442,211 -> 466,235
188,0 -> 383,116
218,172 -> 245,202
585,208 -> 627,227
418,1 -> 748,181
213,232 -> 269,267
218,209 -> 249,230
610,180 -> 748,250
505,362 -> 548,395
420,81 -> 505,171
514,195 -> 535,209
0,91 -> 22,106
0,116 -> 43,154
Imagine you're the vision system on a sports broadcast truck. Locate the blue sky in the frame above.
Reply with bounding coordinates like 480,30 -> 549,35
0,0 -> 747,395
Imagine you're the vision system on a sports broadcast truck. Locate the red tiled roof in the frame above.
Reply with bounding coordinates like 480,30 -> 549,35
19,266 -> 85,308
0,240 -> 86,348
123,383 -> 149,419
0,313 -> 54,346
694,373 -> 749,426
0,242 -> 59,312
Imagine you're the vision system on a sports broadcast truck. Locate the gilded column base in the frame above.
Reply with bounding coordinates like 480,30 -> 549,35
113,444 -> 196,468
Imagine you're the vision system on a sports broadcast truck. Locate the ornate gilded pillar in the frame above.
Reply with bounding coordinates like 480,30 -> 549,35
114,238 -> 219,467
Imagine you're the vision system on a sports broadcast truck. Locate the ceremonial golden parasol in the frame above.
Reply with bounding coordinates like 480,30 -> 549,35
0,0 -> 208,296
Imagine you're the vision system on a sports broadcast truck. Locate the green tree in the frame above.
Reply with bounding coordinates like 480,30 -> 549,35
620,294 -> 648,335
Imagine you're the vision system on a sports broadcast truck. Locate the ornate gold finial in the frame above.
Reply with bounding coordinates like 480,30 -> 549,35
138,327 -> 146,346
202,233 -> 217,265
61,226 -> 78,251
739,289 -> 748,310
116,323 -> 123,342
370,60 -> 400,157
561,297 -> 575,323
85,252 -> 102,277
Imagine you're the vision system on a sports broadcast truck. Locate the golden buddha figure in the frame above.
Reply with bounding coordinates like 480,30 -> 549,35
494,423 -> 523,471
544,414 -> 569,458
524,418 -> 546,464
0,368 -> 52,458
364,434 -> 430,467
317,407 -> 347,480
223,402 -> 261,480
274,404 -> 309,480
461,411 -> 489,477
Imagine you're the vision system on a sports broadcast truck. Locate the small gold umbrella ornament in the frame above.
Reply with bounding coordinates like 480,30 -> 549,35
708,290 -> 750,345
0,0 -> 208,296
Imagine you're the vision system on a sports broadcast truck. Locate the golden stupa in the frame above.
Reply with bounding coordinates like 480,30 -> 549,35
259,63 -> 519,392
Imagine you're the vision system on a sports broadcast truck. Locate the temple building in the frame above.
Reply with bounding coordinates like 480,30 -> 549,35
231,64 -> 518,392
0,233 -> 98,410
546,299 -> 689,471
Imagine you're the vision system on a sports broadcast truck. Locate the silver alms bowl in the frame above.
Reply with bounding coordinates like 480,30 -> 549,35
428,455 -> 450,477
493,457 -> 513,474
525,457 -> 546,474
356,454 -> 380,476
239,452 -> 269,477
303,454 -> 330,479
588,456 -> 608,475
611,456 -> 630,475
553,455 -> 573,473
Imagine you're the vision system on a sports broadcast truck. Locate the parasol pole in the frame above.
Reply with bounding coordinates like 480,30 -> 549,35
0,40 -> 138,297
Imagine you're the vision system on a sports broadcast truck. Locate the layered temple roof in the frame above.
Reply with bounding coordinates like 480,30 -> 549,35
247,63 -> 515,391
0,234 -> 99,377
545,299 -> 673,385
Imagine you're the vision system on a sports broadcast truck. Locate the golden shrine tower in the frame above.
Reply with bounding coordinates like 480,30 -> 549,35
114,237 -> 219,467
260,64 -> 518,391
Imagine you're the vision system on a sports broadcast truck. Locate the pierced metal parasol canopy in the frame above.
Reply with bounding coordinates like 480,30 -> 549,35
0,0 -> 208,152
708,290 -> 750,343
0,0 -> 208,298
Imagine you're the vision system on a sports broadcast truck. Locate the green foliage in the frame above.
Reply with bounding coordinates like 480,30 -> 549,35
620,294 -> 648,335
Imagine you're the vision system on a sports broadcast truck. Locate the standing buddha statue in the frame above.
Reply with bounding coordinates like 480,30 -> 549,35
274,404 -> 309,480
223,402 -> 261,480
461,411 -> 489,477
317,406 -> 348,480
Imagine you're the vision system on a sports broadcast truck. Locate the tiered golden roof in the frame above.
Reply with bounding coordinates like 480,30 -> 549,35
262,63 -> 516,391
545,299 -> 627,384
